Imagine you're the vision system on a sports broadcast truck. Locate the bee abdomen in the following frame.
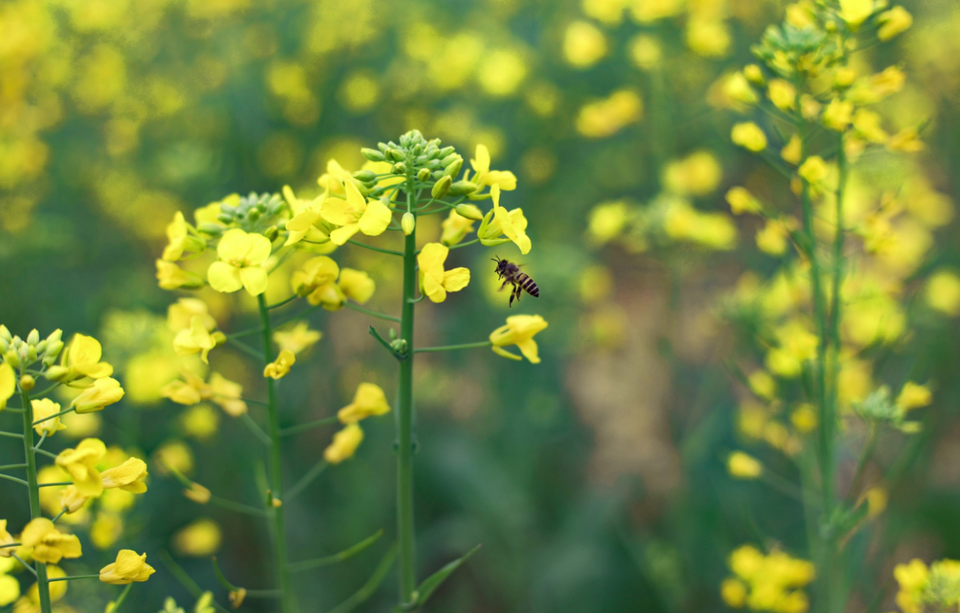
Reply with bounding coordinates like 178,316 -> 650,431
518,273 -> 539,297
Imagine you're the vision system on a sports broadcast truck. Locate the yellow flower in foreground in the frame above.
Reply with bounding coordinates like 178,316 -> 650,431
338,383 -> 391,424
70,378 -> 125,414
339,269 -> 376,304
207,229 -> 272,296
21,519 -> 82,564
282,185 -> 327,247
0,520 -> 16,557
896,382 -> 932,411
878,6 -> 912,41
274,322 -> 322,355
156,260 -> 205,290
418,243 -> 471,303
894,559 -> 928,613
100,550 -> 155,584
822,98 -> 853,131
173,316 -> 218,364
264,350 -> 296,379
799,156 -> 829,185
32,399 -> 67,436
63,334 -> 113,381
0,363 -> 14,411
292,256 -> 339,296
478,185 -> 532,254
731,122 -> 767,152
101,458 -> 148,493
727,452 -> 763,479
56,438 -> 107,497
320,181 -> 392,245
489,315 -> 548,363
470,144 -> 518,191
324,423 -> 364,464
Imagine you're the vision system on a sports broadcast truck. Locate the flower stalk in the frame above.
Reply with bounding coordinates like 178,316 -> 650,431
20,384 -> 53,613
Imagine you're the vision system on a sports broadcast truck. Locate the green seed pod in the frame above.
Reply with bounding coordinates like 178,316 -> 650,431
416,168 -> 431,182
26,329 -> 39,345
443,157 -> 463,179
353,169 -> 378,182
448,180 -> 478,196
432,175 -> 452,199
401,212 -> 416,236
393,162 -> 407,175
455,203 -> 485,221
362,147 -> 386,162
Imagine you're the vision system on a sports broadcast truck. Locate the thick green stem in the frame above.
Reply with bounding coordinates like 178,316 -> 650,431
258,295 -> 292,613
21,386 -> 52,613
396,178 -> 418,605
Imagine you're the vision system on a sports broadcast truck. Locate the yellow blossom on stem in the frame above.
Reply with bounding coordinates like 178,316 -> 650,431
726,187 -> 762,215
156,260 -> 205,290
469,144 -> 517,191
31,399 -> 67,436
878,6 -> 912,41
887,127 -> 924,153
781,134 -> 802,165
70,377 -> 125,414
338,383 -> 391,423
324,423 -> 364,464
0,363 -> 14,411
893,559 -> 928,613
283,185 -> 329,247
925,271 -> 960,315
99,550 -> 155,585
338,269 -> 376,304
727,451 -> 763,479
320,181 -> 392,245
209,373 -> 247,417
798,156 -> 829,185
767,79 -> 796,111
167,298 -> 216,333
101,458 -> 148,493
822,98 -> 853,131
0,520 -> 16,557
173,316 -> 218,364
62,334 -> 113,381
441,209 -> 476,246
59,486 -> 89,514
161,370 -> 247,417
207,229 -> 272,296
839,0 -> 874,29
418,243 -> 471,303
489,314 -> 548,363
896,382 -> 932,411
56,438 -> 107,497
21,519 -> 82,564
292,256 -> 340,296
273,322 -> 322,355
162,211 -> 204,261
478,185 -> 532,254
731,122 -> 767,152
264,350 -> 296,379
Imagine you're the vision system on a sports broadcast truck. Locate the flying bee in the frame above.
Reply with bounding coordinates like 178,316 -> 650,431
492,256 -> 539,307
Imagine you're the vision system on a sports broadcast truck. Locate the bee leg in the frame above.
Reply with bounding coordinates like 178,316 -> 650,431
499,280 -> 510,292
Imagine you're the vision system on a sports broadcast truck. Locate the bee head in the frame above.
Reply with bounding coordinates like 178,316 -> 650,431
492,256 -> 506,274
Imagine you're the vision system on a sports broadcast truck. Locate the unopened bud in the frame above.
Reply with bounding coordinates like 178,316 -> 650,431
361,148 -> 386,162
0,326 -> 10,342
26,329 -> 39,345
432,176 -> 452,199
401,213 -> 416,236
248,209 -> 262,222
393,162 -> 407,175
46,329 -> 62,344
43,341 -> 64,366
26,345 -> 37,363
416,168 -> 431,182
211,331 -> 227,346
443,156 -> 463,179
263,226 -> 279,242
36,341 -> 47,354
388,148 -> 405,162
217,213 -> 233,224
0,339 -> 7,353
455,203 -> 484,221
44,365 -> 69,381
198,223 -> 224,236
438,146 -> 455,158
390,339 -> 409,354
448,180 -> 478,196
353,169 -> 377,182
4,350 -> 20,368
20,374 -> 35,392
743,64 -> 764,85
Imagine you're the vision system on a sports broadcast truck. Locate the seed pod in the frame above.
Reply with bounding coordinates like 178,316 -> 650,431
416,168 -> 431,182
361,148 -> 386,162
401,213 -> 416,236
432,176 -> 452,199
353,169 -> 377,182
448,181 -> 478,196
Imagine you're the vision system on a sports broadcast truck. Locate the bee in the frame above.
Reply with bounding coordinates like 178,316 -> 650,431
492,256 -> 539,307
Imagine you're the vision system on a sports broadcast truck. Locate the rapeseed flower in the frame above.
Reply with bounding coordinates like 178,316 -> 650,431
727,452 -> 763,479
731,123 -> 767,152
0,520 -> 16,557
273,322 -> 322,355
0,363 -> 14,411
338,269 -> 375,304
925,271 -> 960,315
292,256 -> 339,296
172,316 -> 218,364
167,298 -> 216,334
282,185 -> 327,247
62,334 -> 113,382
489,315 -> 548,363
156,260 -> 205,290
877,6 -> 912,41
173,519 -> 221,557
320,181 -> 392,245
441,209 -> 476,246
478,185 -> 531,254
161,370 -> 247,417
469,145 -> 517,191
338,383 -> 391,423
56,438 -> 107,497
896,382 -> 932,411
99,550 -> 155,584
207,229 -> 272,296
21,519 -> 82,564
418,243 -> 471,303
70,378 -> 125,413
101,458 -> 148,493
264,350 -> 296,379
324,423 -> 364,464
31,399 -> 67,436
162,212 -> 204,261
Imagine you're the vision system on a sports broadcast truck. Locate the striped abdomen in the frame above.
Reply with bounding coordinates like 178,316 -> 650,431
517,272 -> 539,297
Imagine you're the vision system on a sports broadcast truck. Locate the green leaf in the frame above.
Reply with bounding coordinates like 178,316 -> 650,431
412,544 -> 482,607
326,543 -> 397,613
288,529 -> 385,573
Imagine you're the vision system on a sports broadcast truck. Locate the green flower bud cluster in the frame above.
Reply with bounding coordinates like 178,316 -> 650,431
852,387 -> 920,433
0,325 -> 64,371
217,192 -> 285,234
362,130 -> 467,187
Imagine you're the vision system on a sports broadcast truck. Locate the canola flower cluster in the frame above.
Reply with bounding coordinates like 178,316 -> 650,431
892,558 -> 960,613
720,545 -> 816,613
0,327 -> 152,613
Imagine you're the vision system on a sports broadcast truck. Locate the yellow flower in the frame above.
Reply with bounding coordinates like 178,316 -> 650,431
338,269 -> 376,304
167,298 -> 216,334
63,334 -> 114,381
99,550 -> 155,584
767,79 -> 796,111
282,185 -> 327,247
781,134 -> 802,165
587,201 -> 630,242
887,127 -> 924,153
893,559 -> 928,613
56,438 -> 107,497
21,519 -> 82,564
173,316 -> 218,364
338,383 -> 391,424
207,229 -> 272,296
721,577 -> 747,608
756,219 -> 790,255
662,151 -> 722,196
853,109 -> 888,143
156,260 -> 205,290
320,181 -> 392,245
576,90 -> 643,138
0,520 -> 16,558
209,373 -> 247,417
101,458 -> 148,493
727,452 -> 763,479
731,123 -> 767,152
32,399 -> 67,436
0,363 -> 14,412
161,370 -> 247,417
926,271 -> 960,315
173,519 -> 221,557
822,99 -> 853,131
686,19 -> 729,58
229,589 -> 247,609
798,156 -> 829,185
0,574 -> 17,607
896,382 -> 932,411
162,211 -> 204,261
839,0 -> 874,28
181,405 -> 219,440
722,72 -> 758,106
562,21 -> 607,69
877,6 -> 912,41
324,423 -> 364,464
489,315 -> 548,363
441,209 -> 476,246
726,187 -> 762,215
183,482 -> 212,504
292,256 -> 340,296
71,378 -> 125,414
478,185 -> 532,254
264,350 -> 296,380
59,486 -> 90,514
469,145 -> 518,191
273,322 -> 322,355
418,243 -> 471,303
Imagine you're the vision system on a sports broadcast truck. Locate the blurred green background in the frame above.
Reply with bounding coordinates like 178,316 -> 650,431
2,0 -> 960,611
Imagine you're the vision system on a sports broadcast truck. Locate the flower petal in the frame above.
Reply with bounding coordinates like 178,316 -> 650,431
207,262 -> 243,293
358,199 -> 392,236
239,266 -> 269,296
471,144 -> 490,173
442,267 -> 471,292
330,224 -> 360,245
217,229 -> 252,261
321,198 -> 354,226
246,233 -> 274,265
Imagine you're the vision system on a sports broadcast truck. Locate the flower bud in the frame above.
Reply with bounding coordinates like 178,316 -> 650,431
20,374 -> 35,392
392,162 -> 407,175
26,329 -> 40,345
46,329 -> 62,344
217,213 -> 233,224
377,142 -> 389,153
432,175 -> 452,199
353,169 -> 377,182
0,326 -> 10,342
416,168 -> 431,182
44,366 -> 69,381
412,143 -> 423,156
361,148 -> 386,162
25,345 -> 37,363
400,133 -> 411,147
425,146 -> 440,159
198,223 -> 224,236
263,226 -> 280,242
388,148 -> 405,162
448,180 -> 478,196
390,339 -> 408,354
438,146 -> 455,158
4,350 -> 20,368
443,156 -> 463,179
0,339 -> 8,353
211,331 -> 227,347
401,213 -> 416,236
455,203 -> 485,221
248,208 -> 262,222
43,341 -> 64,366
36,340 -> 47,354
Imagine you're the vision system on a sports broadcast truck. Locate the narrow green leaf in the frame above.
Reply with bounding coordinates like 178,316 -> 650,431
326,543 -> 397,613
288,529 -> 385,573
413,544 -> 482,607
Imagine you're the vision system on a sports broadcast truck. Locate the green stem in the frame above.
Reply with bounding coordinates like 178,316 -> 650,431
258,295 -> 292,613
446,238 -> 480,250
32,407 -> 74,426
268,295 -> 300,310
342,302 -> 402,323
396,177 -> 418,606
0,473 -> 28,486
347,239 -> 404,257
48,574 -> 99,582
110,583 -> 133,612
413,341 -> 492,353
284,459 -> 328,502
0,463 -> 27,470
0,431 -> 24,439
280,415 -> 339,437
847,425 -> 878,503
287,530 -> 384,573
21,385 -> 52,613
